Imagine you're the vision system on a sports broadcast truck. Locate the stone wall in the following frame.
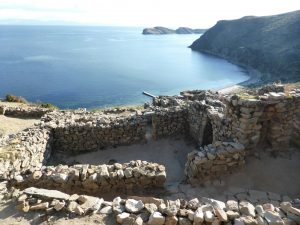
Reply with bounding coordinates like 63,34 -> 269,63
13,161 -> 166,195
152,107 -> 188,140
0,105 -> 53,118
42,111 -> 148,153
185,142 -> 246,182
0,126 -> 53,180
225,91 -> 300,151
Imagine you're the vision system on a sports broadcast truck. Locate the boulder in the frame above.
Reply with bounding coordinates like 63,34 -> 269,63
125,199 -> 144,213
116,212 -> 130,224
239,201 -> 256,217
148,212 -> 165,225
24,187 -> 70,201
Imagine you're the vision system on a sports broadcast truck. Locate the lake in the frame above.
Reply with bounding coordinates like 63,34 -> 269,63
0,26 -> 248,109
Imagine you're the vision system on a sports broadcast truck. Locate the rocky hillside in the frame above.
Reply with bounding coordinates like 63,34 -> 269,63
143,26 -> 206,35
190,10 -> 300,82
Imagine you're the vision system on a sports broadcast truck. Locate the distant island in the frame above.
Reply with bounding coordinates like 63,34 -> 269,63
190,10 -> 300,82
142,26 -> 207,35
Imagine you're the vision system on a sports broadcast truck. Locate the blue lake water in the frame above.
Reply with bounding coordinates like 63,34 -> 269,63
0,26 -> 249,109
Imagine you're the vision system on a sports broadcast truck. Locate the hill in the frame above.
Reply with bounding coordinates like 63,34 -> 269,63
190,10 -> 300,82
142,26 -> 206,35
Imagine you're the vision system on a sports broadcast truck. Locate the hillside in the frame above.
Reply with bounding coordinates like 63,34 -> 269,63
142,26 -> 206,35
190,10 -> 300,82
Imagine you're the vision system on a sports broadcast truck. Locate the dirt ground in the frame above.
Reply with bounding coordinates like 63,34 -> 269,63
0,115 -> 39,136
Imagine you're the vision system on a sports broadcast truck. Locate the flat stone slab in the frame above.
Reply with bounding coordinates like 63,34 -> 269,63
24,187 -> 70,200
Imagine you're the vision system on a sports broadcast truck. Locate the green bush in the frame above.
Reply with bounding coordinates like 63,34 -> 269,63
40,103 -> 58,109
5,94 -> 27,103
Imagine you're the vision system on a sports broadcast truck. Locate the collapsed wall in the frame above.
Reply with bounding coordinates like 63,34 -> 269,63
0,126 -> 53,180
0,105 -> 53,118
12,161 -> 166,195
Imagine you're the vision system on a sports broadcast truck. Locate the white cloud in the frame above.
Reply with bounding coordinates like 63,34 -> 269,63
0,0 -> 299,27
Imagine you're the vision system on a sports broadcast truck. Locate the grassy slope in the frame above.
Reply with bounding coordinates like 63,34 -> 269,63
190,10 -> 300,82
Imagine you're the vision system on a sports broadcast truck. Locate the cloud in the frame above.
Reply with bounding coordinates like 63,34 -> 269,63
0,0 -> 299,27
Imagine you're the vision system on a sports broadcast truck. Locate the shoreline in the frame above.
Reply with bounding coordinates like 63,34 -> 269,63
217,67 -> 262,94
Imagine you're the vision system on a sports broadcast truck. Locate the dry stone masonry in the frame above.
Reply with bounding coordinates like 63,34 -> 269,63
0,104 -> 53,118
0,84 -> 300,223
185,141 -> 246,182
8,185 -> 300,225
13,161 -> 166,195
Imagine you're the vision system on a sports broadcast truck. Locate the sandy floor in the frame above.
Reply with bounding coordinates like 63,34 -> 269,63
0,115 -> 39,136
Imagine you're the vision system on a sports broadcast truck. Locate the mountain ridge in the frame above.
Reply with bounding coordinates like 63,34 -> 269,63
190,10 -> 300,82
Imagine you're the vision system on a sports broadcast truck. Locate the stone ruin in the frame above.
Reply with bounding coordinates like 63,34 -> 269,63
0,84 -> 300,224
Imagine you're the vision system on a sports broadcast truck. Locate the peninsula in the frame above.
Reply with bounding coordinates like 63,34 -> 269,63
142,26 -> 207,35
190,10 -> 300,82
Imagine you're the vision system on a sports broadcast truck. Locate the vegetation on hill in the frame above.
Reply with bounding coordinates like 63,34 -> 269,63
190,10 -> 300,82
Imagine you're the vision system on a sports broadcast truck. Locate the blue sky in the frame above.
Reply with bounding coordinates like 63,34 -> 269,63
0,0 -> 299,27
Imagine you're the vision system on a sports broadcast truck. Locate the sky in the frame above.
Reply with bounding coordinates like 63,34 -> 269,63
0,0 -> 299,28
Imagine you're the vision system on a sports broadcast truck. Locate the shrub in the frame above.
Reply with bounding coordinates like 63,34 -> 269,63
40,103 -> 58,109
5,94 -> 27,103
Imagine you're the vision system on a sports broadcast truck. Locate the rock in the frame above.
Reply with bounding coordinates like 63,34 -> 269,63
24,187 -> 70,201
212,201 -> 228,222
148,212 -> 165,225
263,203 -> 275,212
280,202 -> 300,217
79,196 -> 103,213
188,198 -> 200,210
17,201 -> 30,212
67,201 -> 78,213
235,218 -> 246,225
117,212 -> 130,224
263,211 -> 284,225
256,216 -> 268,225
17,194 -> 28,202
194,208 -> 204,224
145,203 -> 158,213
125,199 -> 144,213
256,205 -> 265,215
135,217 -> 144,225
204,211 -> 214,222
69,194 -> 80,201
187,209 -> 195,221
165,200 -> 180,216
54,201 -> 65,211
99,206 -> 113,214
123,217 -> 136,225
74,205 -> 84,215
165,216 -> 178,225
178,217 -> 192,225
241,216 -> 258,225
239,201 -> 256,217
128,196 -> 164,207
227,210 -> 240,220
30,202 -> 49,210
227,200 -> 239,211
